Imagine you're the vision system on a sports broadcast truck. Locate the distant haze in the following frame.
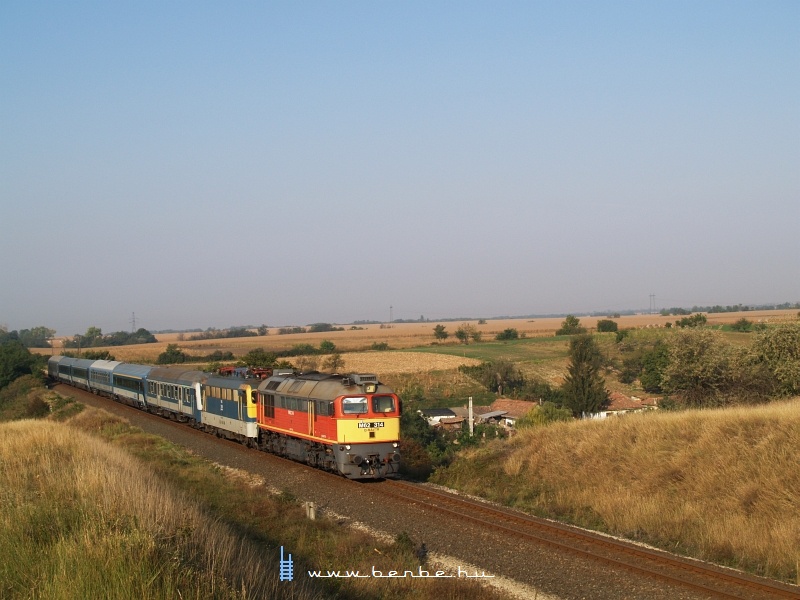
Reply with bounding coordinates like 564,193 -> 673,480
2,2 -> 798,336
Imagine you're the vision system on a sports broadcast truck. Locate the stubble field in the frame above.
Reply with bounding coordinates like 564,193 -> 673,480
38,310 -> 797,376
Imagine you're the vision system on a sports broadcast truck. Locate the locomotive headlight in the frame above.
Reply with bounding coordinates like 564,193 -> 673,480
345,444 -> 351,450
365,383 -> 376,393
392,442 -> 399,448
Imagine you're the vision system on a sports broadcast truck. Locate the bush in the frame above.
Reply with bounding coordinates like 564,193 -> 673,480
459,360 -> 525,395
596,319 -> 618,333
156,344 -> 189,365
515,402 -> 572,428
556,315 -> 586,336
640,342 -> 669,393
675,313 -> 707,328
495,328 -> 519,341
753,323 -> 800,395
730,318 -> 753,332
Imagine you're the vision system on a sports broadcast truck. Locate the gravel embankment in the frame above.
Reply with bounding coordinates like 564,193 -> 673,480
67,388 -> 714,600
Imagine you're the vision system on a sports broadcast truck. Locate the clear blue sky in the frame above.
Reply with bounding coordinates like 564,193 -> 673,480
2,1 -> 798,336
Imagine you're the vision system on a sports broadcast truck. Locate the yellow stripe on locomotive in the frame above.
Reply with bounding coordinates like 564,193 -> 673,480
336,415 -> 400,444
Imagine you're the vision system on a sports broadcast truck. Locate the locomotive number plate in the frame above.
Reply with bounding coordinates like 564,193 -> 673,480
358,421 -> 385,429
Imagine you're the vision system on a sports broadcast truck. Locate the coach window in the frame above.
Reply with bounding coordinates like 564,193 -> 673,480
342,396 -> 368,415
372,396 -> 395,413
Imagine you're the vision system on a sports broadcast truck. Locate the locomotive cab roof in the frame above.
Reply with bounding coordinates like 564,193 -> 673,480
259,371 -> 389,400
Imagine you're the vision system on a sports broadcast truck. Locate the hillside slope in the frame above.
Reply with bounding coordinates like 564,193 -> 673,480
431,399 -> 800,583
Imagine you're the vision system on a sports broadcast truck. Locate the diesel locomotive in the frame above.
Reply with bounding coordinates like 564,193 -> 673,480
48,355 -> 401,479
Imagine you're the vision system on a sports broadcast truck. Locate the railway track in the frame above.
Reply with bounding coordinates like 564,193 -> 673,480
57,386 -> 799,599
377,480 -> 799,600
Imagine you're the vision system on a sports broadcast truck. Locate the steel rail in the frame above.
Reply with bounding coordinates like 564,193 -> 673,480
380,480 -> 799,600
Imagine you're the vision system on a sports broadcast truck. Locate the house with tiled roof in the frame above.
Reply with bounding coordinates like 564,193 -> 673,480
589,392 -> 659,419
450,405 -> 493,421
487,399 -> 538,427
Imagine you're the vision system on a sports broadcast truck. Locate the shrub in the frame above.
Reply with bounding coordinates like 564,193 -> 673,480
515,402 -> 573,429
556,315 -> 586,336
596,319 -> 618,333
495,328 -> 519,341
156,344 -> 189,364
730,318 -> 753,332
675,313 -> 707,328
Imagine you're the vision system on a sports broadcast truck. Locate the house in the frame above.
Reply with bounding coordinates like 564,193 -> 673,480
589,392 -> 659,419
437,416 -> 466,432
449,405 -> 492,421
418,407 -> 457,426
487,399 -> 538,427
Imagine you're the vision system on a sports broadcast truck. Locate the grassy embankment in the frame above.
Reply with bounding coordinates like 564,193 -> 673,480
431,399 -> 800,584
0,380 -> 504,600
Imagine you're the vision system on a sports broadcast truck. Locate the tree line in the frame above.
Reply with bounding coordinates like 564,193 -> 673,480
64,326 -> 157,348
458,315 -> 800,415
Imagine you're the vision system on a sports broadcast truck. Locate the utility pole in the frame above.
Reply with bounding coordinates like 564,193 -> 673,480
649,294 -> 656,314
130,312 -> 136,332
468,396 -> 474,437
389,305 -> 393,325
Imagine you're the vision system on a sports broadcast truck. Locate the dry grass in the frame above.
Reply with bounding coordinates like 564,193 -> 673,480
0,419 -> 323,599
433,398 -> 800,583
1,389 -> 508,600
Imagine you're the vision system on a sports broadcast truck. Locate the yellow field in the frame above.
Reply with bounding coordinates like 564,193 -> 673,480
35,310 -> 798,373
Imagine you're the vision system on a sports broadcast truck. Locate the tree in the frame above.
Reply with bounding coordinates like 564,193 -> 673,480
459,360 -> 525,395
495,328 -> 519,341
0,339 -> 36,389
561,334 -> 609,416
319,340 -> 336,354
752,323 -> 800,395
730,318 -> 753,333
661,329 -> 731,406
515,402 -> 573,428
433,324 -> 448,341
455,323 -> 477,344
84,326 -> 103,343
243,348 -> 277,369
323,352 -> 345,372
156,344 -> 189,364
639,342 -> 669,393
596,319 -> 618,333
17,326 -> 56,348
675,313 -> 707,328
556,315 -> 586,336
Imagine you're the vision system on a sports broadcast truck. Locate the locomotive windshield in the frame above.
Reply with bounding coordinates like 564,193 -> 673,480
342,396 -> 368,414
372,395 -> 395,413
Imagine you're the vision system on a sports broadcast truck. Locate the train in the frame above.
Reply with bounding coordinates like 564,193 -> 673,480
47,355 -> 401,479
